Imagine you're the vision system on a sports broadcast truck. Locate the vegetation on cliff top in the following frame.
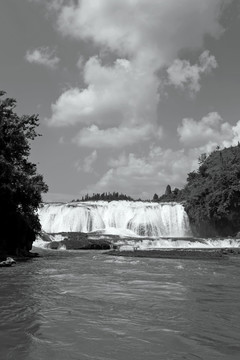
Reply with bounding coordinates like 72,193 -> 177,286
183,145 -> 240,236
72,192 -> 134,202
0,91 -> 48,257
148,145 -> 240,236
158,146 -> 240,236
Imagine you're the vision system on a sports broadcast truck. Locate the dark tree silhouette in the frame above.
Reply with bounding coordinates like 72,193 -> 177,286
184,145 -> 240,236
0,91 -> 48,257
74,192 -> 134,202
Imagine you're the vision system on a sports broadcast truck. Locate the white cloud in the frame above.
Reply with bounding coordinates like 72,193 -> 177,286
166,50 -> 218,94
178,112 -> 239,148
56,0 -> 224,61
46,0 -> 227,148
75,150 -> 98,173
73,124 -> 160,148
25,47 -> 60,69
79,112 -> 240,198
80,146 -> 199,198
48,56 -> 159,130
27,1 -> 238,199
232,122 -> 240,145
76,55 -> 84,70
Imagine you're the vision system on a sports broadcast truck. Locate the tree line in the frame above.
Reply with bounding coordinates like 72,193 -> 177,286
72,192 -> 134,202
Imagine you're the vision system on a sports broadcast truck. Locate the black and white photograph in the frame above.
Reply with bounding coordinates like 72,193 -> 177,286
1,1 -> 240,359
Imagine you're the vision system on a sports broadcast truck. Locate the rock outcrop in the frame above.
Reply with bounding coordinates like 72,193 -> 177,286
40,232 -> 112,250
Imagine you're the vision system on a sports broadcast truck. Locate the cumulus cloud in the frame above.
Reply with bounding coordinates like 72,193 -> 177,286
166,50 -> 218,94
80,146 -> 199,198
76,55 -> 84,70
48,56 -> 159,131
75,150 -> 98,173
79,112 -> 240,198
56,0 -> 223,60
178,112 -> 240,148
29,0 -> 236,197
46,0 -> 227,148
25,47 -> 60,69
73,124 -> 160,148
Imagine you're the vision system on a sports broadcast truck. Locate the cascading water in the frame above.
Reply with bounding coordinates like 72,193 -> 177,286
38,201 -> 192,237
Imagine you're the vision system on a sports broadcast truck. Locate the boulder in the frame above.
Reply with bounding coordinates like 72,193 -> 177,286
0,257 -> 16,267
47,233 -> 111,250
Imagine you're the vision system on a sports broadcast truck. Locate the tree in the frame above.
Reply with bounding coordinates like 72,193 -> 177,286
0,91 -> 48,255
198,153 -> 207,164
184,147 -> 240,236
165,184 -> 172,195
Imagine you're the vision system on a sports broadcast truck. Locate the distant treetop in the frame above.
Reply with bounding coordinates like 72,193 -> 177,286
72,192 -> 134,202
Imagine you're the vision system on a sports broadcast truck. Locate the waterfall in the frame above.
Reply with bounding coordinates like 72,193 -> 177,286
38,201 -> 192,237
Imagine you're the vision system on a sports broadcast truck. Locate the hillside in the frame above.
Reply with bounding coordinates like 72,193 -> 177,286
183,145 -> 240,236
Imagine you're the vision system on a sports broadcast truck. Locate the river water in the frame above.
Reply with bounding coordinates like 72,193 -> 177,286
1,249 -> 240,360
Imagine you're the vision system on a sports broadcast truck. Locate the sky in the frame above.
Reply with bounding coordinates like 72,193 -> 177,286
1,0 -> 240,201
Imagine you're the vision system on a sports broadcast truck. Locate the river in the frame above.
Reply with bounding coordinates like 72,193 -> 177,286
1,249 -> 240,360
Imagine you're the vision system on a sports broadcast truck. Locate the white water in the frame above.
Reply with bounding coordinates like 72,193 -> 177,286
38,201 -> 192,237
112,238 -> 240,251
36,201 -> 240,250
34,233 -> 240,250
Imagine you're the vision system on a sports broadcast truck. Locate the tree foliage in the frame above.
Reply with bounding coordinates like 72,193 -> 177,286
183,145 -> 240,236
0,91 -> 48,236
157,187 -> 183,202
72,192 -> 134,202
154,145 -> 240,236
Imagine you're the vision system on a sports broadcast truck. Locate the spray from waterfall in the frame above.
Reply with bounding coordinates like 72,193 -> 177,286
38,201 -> 192,237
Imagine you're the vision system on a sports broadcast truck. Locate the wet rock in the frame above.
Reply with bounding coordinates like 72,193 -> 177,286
220,248 -> 240,256
47,233 -> 111,250
0,257 -> 16,267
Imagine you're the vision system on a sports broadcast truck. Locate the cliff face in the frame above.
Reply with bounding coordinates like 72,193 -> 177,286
183,145 -> 240,237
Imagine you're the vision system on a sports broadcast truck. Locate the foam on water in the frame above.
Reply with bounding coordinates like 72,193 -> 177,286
38,201 -> 191,237
34,201 -> 240,250
114,238 -> 240,251
33,237 -> 49,249
34,235 -> 240,250
89,227 -> 140,238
